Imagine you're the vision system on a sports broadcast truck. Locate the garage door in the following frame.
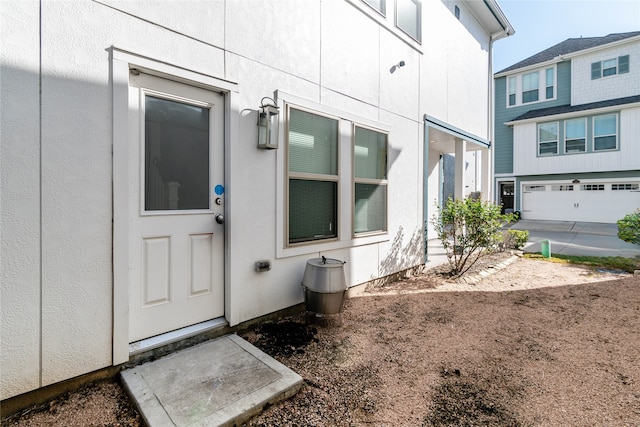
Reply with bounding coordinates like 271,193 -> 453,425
521,182 -> 640,223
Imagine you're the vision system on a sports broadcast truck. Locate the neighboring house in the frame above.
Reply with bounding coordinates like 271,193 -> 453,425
494,32 -> 640,223
1,0 -> 512,401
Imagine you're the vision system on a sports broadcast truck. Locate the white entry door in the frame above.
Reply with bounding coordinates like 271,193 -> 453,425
128,73 -> 225,342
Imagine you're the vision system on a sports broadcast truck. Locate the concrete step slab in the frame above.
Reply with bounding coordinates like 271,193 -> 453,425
121,334 -> 302,427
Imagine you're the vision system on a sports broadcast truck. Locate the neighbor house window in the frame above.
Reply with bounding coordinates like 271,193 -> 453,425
363,0 -> 386,15
396,0 -> 421,42
538,122 -> 558,156
591,55 -> 630,79
522,71 -> 539,103
545,68 -> 554,99
551,185 -> 574,191
287,107 -> 339,244
612,183 -> 639,190
354,126 -> 388,235
593,114 -> 617,151
581,184 -> 605,191
564,118 -> 586,153
508,77 -> 516,106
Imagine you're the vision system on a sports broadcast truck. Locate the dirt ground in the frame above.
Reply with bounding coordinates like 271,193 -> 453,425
4,254 -> 639,426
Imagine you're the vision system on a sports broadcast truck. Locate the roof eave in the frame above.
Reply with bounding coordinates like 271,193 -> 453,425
504,101 -> 640,126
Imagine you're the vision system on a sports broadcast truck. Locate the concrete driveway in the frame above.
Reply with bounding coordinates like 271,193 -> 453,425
509,220 -> 640,258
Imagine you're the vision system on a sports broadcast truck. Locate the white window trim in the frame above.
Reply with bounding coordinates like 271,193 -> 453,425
506,65 -> 557,108
592,113 -> 618,152
537,121 -> 559,157
352,123 -> 389,238
564,118 -> 586,154
275,91 -> 390,259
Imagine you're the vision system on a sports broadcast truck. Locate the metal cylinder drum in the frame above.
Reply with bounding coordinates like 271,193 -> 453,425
302,257 -> 347,314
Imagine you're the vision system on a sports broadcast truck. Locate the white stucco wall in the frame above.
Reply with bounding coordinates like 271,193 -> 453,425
1,0 -> 499,400
422,0 -> 491,139
571,39 -> 640,105
1,1 -> 42,399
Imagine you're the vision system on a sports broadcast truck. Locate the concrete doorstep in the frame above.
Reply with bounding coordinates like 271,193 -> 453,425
121,334 -> 303,427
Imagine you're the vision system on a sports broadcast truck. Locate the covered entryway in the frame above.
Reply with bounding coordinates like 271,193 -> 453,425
521,181 -> 640,223
126,72 -> 226,342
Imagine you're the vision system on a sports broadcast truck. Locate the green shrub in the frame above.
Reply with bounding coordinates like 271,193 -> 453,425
431,197 -> 513,277
617,209 -> 640,246
504,229 -> 529,250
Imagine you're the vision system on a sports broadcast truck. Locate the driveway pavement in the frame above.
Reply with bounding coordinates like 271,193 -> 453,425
508,220 -> 640,258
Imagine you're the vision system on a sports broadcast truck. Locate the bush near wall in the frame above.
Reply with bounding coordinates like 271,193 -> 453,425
617,209 -> 640,246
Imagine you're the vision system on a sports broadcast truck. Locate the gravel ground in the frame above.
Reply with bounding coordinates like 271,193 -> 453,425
4,253 -> 639,426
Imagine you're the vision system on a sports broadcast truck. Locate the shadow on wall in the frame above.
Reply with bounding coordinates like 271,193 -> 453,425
378,226 -> 424,279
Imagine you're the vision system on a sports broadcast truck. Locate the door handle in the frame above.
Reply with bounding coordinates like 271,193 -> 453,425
215,213 -> 224,224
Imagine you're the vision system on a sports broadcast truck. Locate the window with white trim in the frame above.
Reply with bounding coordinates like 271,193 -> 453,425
591,55 -> 630,79
507,66 -> 556,108
564,118 -> 586,153
287,107 -> 339,244
522,71 -> 539,103
538,122 -> 558,156
545,68 -> 554,99
396,0 -> 421,42
354,125 -> 388,235
508,77 -> 516,106
593,114 -> 617,151
363,0 -> 386,15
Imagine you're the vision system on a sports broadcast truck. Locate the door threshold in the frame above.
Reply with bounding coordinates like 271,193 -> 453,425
129,317 -> 228,357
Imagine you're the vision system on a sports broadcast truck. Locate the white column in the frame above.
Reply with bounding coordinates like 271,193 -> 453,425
481,147 -> 491,201
454,138 -> 466,199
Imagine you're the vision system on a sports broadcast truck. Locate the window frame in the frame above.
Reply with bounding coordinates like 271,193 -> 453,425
285,105 -> 341,246
521,71 -> 539,104
506,65 -> 556,108
537,122 -> 559,157
593,113 -> 618,152
591,55 -> 630,79
277,93 -> 391,258
395,0 -> 421,43
362,0 -> 386,16
564,118 -> 586,154
353,124 -> 389,237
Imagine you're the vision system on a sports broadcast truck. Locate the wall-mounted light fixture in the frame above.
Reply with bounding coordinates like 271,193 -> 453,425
572,179 -> 581,184
257,96 -> 279,149
390,60 -> 405,74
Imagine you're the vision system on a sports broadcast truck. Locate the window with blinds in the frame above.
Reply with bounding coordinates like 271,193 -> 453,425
354,126 -> 388,235
287,107 -> 339,244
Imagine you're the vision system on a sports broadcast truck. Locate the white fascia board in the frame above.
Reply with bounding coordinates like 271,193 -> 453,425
504,101 -> 640,126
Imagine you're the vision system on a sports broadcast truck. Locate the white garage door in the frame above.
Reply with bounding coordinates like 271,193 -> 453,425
521,182 -> 640,223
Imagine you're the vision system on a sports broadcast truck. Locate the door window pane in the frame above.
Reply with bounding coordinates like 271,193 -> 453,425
145,96 -> 210,211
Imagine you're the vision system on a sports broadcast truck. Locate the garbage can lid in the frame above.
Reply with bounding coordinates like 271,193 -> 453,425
307,256 -> 346,268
